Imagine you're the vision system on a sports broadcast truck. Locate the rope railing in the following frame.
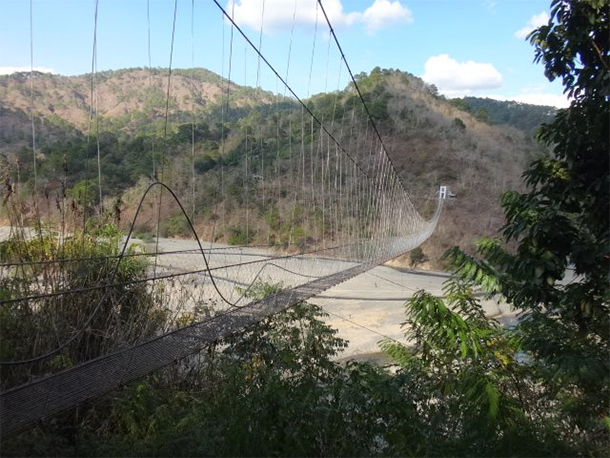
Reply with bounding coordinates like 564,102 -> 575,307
0,0 -> 445,439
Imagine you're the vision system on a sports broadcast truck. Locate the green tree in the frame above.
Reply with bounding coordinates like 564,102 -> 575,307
444,0 -> 608,450
475,106 -> 490,123
68,179 -> 98,205
381,280 -> 563,456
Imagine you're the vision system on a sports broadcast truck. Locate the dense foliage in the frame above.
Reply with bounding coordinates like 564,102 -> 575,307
2,280 -> 597,457
0,221 -> 164,389
449,96 -> 557,133
445,0 -> 609,451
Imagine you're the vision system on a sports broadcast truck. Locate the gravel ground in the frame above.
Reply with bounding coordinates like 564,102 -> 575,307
148,237 -> 516,360
1,228 -> 517,361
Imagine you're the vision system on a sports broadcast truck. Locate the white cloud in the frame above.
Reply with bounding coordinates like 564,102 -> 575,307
227,0 -> 412,35
491,93 -> 569,108
0,66 -> 54,75
487,84 -> 571,108
514,11 -> 549,39
361,0 -> 413,34
421,54 -> 503,97
512,93 -> 569,108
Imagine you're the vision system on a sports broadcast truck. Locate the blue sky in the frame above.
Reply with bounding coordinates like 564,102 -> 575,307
0,0 -> 568,107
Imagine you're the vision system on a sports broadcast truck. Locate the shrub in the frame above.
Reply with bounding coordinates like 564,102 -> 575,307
409,246 -> 427,266
194,154 -> 216,173
227,225 -> 253,245
160,214 -> 191,238
453,117 -> 466,130
0,224 -> 165,388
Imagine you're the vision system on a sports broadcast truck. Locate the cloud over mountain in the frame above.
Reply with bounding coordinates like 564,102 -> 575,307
421,54 -> 503,97
361,0 -> 413,34
228,0 -> 412,35
491,92 -> 569,108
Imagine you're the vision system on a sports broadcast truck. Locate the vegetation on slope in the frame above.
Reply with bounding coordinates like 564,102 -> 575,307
346,67 -> 549,264
0,67 -> 272,140
0,58 -> 552,266
449,96 -> 557,134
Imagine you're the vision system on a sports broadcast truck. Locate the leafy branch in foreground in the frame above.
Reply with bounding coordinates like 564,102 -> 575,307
380,279 -> 543,456
432,0 -> 609,451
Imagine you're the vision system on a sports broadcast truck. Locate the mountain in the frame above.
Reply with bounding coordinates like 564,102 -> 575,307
340,68 -> 549,264
0,67 -> 549,267
0,68 -> 274,152
448,96 -> 557,134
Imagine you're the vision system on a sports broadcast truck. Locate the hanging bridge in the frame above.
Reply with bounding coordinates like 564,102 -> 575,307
0,0 -> 444,439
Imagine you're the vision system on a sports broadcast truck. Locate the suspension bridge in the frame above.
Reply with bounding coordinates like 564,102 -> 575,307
0,0 -> 444,439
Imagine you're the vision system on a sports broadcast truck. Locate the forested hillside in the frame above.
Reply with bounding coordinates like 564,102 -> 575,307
345,68 -> 548,263
0,67 -> 548,265
0,68 -> 272,138
449,96 -> 557,134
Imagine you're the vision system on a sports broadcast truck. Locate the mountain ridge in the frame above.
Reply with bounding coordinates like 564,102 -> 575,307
0,67 -> 550,266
